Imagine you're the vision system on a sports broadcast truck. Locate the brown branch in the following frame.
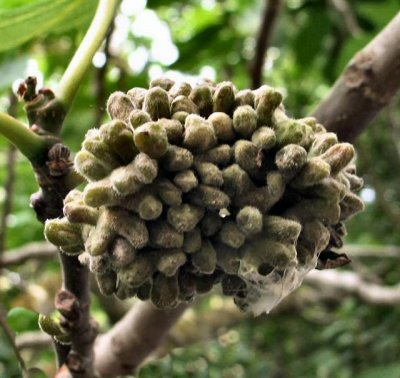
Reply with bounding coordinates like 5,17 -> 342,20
313,12 -> 400,142
94,301 -> 187,377
328,0 -> 362,37
16,331 -> 53,350
251,0 -> 283,89
0,242 -> 57,267
306,270 -> 400,305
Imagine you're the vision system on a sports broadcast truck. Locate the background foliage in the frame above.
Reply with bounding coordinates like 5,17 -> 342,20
0,0 -> 399,377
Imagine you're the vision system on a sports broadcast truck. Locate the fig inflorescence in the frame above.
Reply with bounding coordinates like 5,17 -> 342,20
44,78 -> 364,314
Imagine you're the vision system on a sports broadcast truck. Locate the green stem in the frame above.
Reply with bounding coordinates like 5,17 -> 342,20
57,0 -> 120,110
0,112 -> 48,161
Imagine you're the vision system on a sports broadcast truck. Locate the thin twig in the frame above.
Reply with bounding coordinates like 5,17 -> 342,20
329,0 -> 362,37
16,331 -> 53,350
0,242 -> 57,267
251,0 -> 283,89
313,12 -> 400,142
0,93 -> 18,255
0,302 -> 27,373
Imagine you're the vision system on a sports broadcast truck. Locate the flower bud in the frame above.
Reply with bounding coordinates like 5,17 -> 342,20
218,221 -> 246,249
183,227 -> 202,253
191,239 -> 217,274
162,145 -> 193,171
173,169 -> 198,192
251,127 -> 276,151
194,162 -> 223,187
190,85 -> 213,117
183,115 -> 217,152
107,91 -> 134,122
143,87 -> 170,120
208,112 -> 235,142
213,81 -> 235,114
150,77 -> 175,91
188,185 -> 230,210
169,82 -> 192,98
126,87 -> 147,108
149,220 -> 184,248
233,105 -> 258,138
134,121 -> 169,158
129,109 -> 152,129
171,95 -> 199,114
236,206 -> 263,236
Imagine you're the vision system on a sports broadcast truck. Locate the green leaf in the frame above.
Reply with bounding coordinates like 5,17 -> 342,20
7,307 -> 39,334
355,364 -> 400,378
0,0 -> 97,52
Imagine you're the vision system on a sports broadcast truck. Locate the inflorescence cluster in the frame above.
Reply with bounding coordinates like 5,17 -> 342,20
44,78 -> 364,314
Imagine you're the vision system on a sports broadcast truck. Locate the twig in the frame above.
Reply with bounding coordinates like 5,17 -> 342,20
313,12 -> 400,142
306,270 -> 400,305
16,331 -> 53,350
0,93 -> 18,255
0,302 -> 27,373
57,0 -> 121,110
0,242 -> 57,267
328,0 -> 362,37
94,301 -> 187,377
0,112 -> 48,162
251,0 -> 283,89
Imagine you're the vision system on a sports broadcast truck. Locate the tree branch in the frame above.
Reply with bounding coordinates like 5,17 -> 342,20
0,112 -> 48,162
0,242 -> 57,267
57,0 -> 120,111
251,0 -> 282,89
94,302 -> 187,377
313,12 -> 400,142
305,270 -> 400,306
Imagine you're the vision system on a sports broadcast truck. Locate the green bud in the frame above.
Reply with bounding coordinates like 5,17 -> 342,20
138,194 -> 163,220
251,127 -> 276,151
303,177 -> 346,203
88,254 -> 110,274
143,87 -> 170,120
236,206 -> 263,236
298,116 -> 317,130
96,271 -> 117,296
191,239 -> 217,274
128,109 -> 152,129
291,158 -> 331,189
190,84 -> 213,117
159,118 -> 183,144
162,145 -> 193,171
286,199 -> 341,225
194,162 -> 223,187
171,95 -> 199,114
183,227 -> 202,253
110,237 -> 136,269
200,211 -> 222,237
107,91 -> 134,122
74,150 -> 112,181
149,220 -> 184,248
234,89 -> 255,108
188,185 -> 230,210
99,120 -> 137,164
297,221 -> 330,265
218,221 -> 246,248
195,144 -> 232,167
155,178 -> 182,206
262,216 -> 302,245
222,164 -> 253,197
213,81 -> 235,114
183,115 -> 217,152
233,140 -> 260,174
233,105 -> 258,138
178,271 -> 196,301
169,82 -> 192,98
275,144 -> 307,180
63,190 -> 100,225
44,218 -> 82,249
207,112 -> 235,142
342,171 -> 364,192
173,169 -> 198,192
150,77 -> 175,91
172,111 -> 189,124
155,249 -> 187,276
275,119 -> 310,147
119,254 -> 154,288
126,87 -> 147,109
266,171 -> 286,211
83,129 -> 121,168
308,132 -> 338,157
134,121 -> 169,158
151,273 -> 179,309
215,242 -> 240,274
83,178 -> 121,208
233,186 -> 269,213
84,210 -> 116,255
194,272 -> 219,294
320,143 -> 355,175
254,85 -> 282,126
340,192 -> 364,221
167,204 -> 205,232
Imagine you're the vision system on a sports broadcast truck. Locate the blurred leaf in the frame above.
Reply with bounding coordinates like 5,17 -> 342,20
0,0 -> 96,52
25,367 -> 47,378
7,307 -> 39,334
0,55 -> 29,89
356,364 -> 400,378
